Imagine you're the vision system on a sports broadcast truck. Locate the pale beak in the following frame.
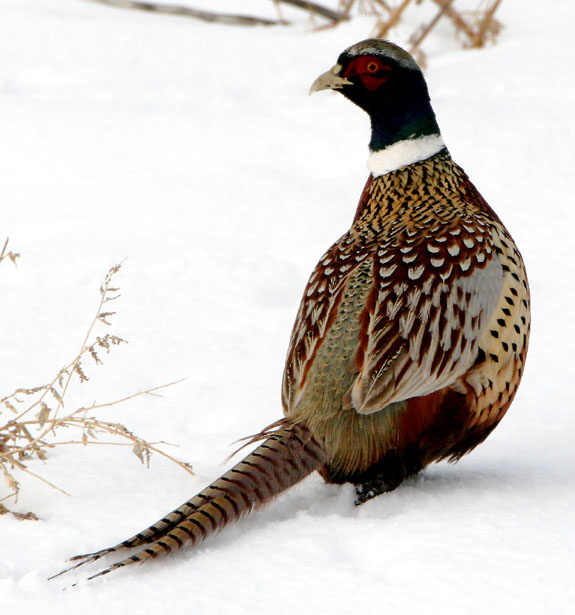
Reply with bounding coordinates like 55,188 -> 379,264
309,64 -> 352,95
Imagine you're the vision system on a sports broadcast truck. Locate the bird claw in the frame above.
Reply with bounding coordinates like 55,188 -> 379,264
354,479 -> 398,505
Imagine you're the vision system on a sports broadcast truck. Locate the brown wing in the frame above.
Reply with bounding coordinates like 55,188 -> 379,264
281,230 -> 373,413
346,222 -> 503,414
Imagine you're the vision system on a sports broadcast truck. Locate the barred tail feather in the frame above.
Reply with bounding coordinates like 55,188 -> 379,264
51,420 -> 325,581
48,496 -> 204,579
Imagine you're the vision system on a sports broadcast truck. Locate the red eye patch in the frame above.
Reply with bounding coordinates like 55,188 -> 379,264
343,56 -> 391,91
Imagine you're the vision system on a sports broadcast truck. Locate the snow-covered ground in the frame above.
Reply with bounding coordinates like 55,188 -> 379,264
2,0 -> 574,613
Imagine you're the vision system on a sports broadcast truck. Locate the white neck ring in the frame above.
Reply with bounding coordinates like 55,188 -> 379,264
367,134 -> 445,177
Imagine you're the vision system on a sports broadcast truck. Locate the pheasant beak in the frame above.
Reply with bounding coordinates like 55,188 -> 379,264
309,64 -> 352,95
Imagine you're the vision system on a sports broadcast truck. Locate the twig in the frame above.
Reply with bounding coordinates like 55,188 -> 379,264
45,438 -> 195,476
409,0 -> 454,52
373,0 -> 412,39
18,466 -> 71,497
0,381 -> 185,461
0,238 -> 20,266
275,0 -> 347,22
470,0 -> 502,47
1,266 -> 126,428
50,265 -> 124,424
0,237 -> 8,261
81,379 -> 187,411
85,0 -> 286,25
430,0 -> 475,42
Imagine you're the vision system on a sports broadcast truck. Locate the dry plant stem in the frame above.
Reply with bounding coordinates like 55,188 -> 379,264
338,0 -> 356,16
85,0 -> 345,26
0,503 -> 38,520
16,466 -> 70,496
352,1 -> 502,52
1,381 -> 185,462
2,265 -> 122,429
374,0 -> 413,38
409,0 -> 454,52
47,438 -> 195,476
430,0 -> 475,41
1,264 -> 193,507
50,266 -> 122,424
274,0 -> 345,21
0,461 -> 69,504
0,237 -> 9,261
86,0 -> 285,25
471,0 -> 502,47
0,237 -> 20,266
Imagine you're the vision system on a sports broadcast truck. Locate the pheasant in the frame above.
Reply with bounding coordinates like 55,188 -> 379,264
52,39 -> 530,581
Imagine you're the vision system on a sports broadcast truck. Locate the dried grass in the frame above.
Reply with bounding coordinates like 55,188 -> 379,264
339,0 -> 504,66
0,242 -> 193,517
0,237 -> 20,267
78,1 -> 505,66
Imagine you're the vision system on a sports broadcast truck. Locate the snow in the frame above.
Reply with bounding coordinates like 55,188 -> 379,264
2,0 -> 575,613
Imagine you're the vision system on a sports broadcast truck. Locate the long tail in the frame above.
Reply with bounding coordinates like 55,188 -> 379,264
50,420 -> 325,581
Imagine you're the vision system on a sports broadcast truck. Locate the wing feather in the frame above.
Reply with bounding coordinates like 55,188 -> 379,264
349,241 -> 503,414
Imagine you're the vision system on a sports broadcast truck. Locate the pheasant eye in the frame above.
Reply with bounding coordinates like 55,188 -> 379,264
366,61 -> 380,73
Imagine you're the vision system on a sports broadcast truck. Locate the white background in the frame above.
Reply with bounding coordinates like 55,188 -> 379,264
2,1 -> 574,613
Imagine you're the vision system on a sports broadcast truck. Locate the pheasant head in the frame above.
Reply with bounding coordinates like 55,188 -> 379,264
310,39 -> 445,175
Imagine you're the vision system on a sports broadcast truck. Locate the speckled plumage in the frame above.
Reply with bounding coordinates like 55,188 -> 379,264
283,149 -> 529,484
53,39 -> 530,581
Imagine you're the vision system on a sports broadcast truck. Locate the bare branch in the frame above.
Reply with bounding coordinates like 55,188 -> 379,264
470,0 -> 503,47
275,0 -> 347,22
0,238 -> 20,267
85,0 -> 286,25
429,0 -> 476,42
409,0 -> 454,53
373,0 -> 412,39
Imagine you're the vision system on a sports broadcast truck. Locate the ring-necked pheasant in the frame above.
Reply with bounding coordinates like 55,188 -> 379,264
52,39 -> 530,581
